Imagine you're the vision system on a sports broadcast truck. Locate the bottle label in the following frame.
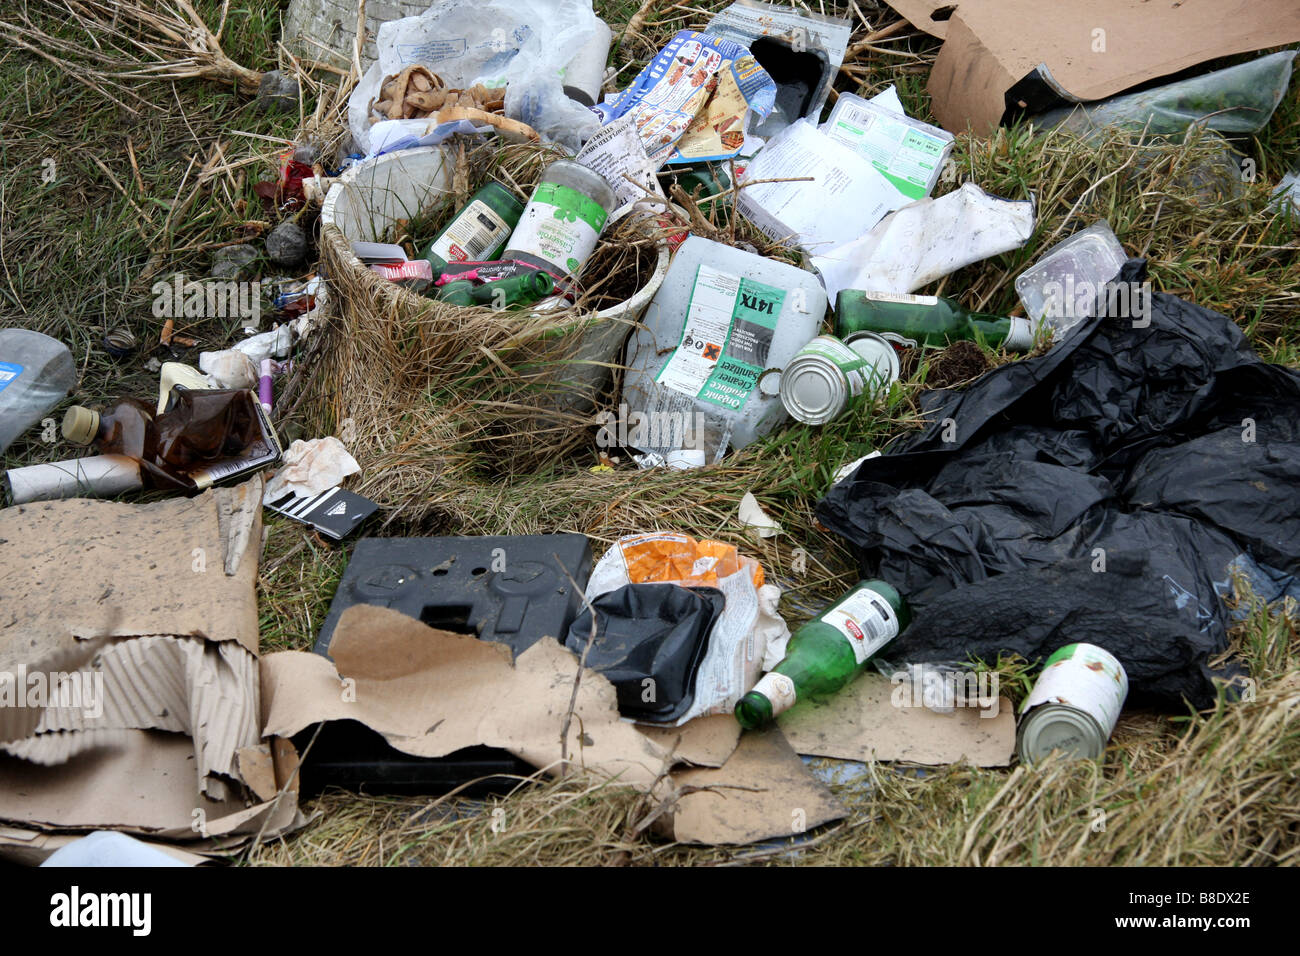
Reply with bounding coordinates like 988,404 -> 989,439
860,291 -> 938,306
0,361 -> 23,394
432,200 -> 512,264
507,183 -> 609,274
752,672 -> 797,718
822,587 -> 900,665
655,265 -> 784,411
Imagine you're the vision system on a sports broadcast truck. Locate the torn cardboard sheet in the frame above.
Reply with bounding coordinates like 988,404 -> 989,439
261,604 -> 688,788
638,714 -> 742,768
778,673 -> 1015,766
0,827 -> 210,867
0,482 -> 303,848
3,636 -> 261,798
0,483 -> 261,657
660,726 -> 845,845
0,729 -> 300,841
885,0 -> 1300,134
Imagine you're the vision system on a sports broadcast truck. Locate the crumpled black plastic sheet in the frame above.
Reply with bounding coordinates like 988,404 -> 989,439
817,260 -> 1300,708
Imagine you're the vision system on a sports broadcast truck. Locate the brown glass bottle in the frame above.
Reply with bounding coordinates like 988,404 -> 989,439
63,388 -> 278,494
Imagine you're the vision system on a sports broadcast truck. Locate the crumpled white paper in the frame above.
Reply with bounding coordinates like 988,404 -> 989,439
263,437 -> 361,503
813,182 -> 1035,303
757,584 -> 792,672
738,492 -> 782,538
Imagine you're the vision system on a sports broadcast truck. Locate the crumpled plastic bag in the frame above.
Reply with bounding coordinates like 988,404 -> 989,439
1032,51 -> 1296,141
198,349 -> 258,390
263,437 -> 361,503
565,583 -> 725,724
585,532 -> 786,724
348,0 -> 601,155
817,260 -> 1300,709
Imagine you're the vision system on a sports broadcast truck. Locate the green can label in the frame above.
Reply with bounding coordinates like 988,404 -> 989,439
794,335 -> 873,398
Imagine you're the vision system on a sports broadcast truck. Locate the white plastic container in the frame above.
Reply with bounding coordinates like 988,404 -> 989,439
0,329 -> 76,454
622,236 -> 827,461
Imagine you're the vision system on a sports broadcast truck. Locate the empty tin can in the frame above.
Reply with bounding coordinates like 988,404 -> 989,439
1017,642 -> 1128,762
779,333 -> 900,425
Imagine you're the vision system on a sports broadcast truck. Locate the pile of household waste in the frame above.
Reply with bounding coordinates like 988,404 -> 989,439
2,0 -> 1300,862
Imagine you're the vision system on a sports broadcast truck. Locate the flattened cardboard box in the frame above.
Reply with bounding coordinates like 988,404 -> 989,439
265,605 -> 875,846
885,0 -> 1300,134
0,481 -> 303,849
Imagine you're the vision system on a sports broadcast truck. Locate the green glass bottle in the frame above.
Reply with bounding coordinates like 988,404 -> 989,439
434,279 -> 476,307
835,290 -> 1036,352
472,271 -> 555,310
423,182 -> 525,276
434,271 -> 555,310
735,579 -> 911,729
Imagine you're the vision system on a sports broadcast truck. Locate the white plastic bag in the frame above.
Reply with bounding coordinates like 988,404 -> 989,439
348,0 -> 602,155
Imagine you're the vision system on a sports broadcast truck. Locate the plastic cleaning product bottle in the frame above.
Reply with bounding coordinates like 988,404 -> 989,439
621,235 -> 827,462
0,329 -> 76,454
62,387 -> 280,494
835,290 -> 1035,351
735,580 -> 911,729
503,161 -> 617,277
423,183 -> 525,276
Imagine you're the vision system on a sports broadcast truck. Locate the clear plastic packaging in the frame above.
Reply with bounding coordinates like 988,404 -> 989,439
1031,51 -> 1296,141
1015,221 -> 1127,334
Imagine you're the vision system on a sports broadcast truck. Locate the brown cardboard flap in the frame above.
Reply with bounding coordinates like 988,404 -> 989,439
778,673 -> 1015,766
261,605 -> 673,788
911,0 -> 1300,134
0,486 -> 261,659
664,727 -> 845,845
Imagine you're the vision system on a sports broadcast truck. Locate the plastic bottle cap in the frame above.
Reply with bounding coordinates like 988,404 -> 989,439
61,406 -> 101,445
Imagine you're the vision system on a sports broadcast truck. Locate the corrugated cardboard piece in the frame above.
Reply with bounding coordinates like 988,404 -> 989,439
267,604 -> 857,845
263,604 -> 709,788
885,0 -> 1300,134
778,674 -> 1015,766
662,727 -> 845,845
0,480 -> 303,851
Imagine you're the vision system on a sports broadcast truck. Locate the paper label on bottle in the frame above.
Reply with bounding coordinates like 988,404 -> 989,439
752,671 -> 797,717
1020,643 -> 1127,735
431,200 -> 512,263
0,362 -> 22,394
508,183 -> 608,274
655,265 -> 783,411
860,291 -> 938,306
822,587 -> 899,665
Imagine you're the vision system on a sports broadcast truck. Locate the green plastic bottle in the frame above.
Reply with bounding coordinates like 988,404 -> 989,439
422,183 -> 525,276
735,580 -> 911,729
836,290 -> 1036,352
